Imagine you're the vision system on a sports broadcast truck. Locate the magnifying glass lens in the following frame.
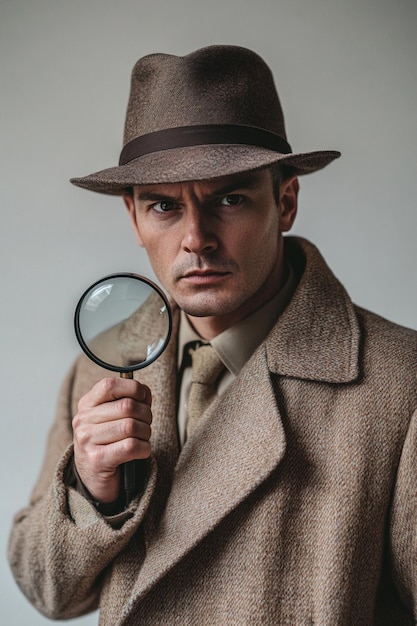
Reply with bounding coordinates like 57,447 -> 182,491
74,274 -> 172,373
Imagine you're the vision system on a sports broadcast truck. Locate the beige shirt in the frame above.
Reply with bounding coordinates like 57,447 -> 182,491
177,264 -> 298,445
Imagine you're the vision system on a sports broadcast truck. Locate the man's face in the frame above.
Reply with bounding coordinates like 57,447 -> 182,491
124,168 -> 298,336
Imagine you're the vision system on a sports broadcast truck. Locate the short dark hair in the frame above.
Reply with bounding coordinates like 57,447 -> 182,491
269,163 -> 292,204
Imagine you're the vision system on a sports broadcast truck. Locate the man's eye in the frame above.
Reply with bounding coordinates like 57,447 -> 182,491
219,194 -> 243,206
151,201 -> 177,213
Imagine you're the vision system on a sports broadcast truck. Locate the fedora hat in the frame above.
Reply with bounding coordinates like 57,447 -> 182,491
71,45 -> 340,195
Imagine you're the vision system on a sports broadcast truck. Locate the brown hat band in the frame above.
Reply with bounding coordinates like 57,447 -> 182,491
119,124 -> 292,166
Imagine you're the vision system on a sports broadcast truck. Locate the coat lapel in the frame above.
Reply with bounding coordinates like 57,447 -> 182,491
126,342 -> 286,605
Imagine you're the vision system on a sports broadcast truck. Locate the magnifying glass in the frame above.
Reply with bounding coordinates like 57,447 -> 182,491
74,273 -> 172,503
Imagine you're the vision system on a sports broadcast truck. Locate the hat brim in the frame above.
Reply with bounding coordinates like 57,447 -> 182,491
70,144 -> 341,195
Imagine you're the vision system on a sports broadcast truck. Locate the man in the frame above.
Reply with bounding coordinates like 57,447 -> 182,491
8,45 -> 417,625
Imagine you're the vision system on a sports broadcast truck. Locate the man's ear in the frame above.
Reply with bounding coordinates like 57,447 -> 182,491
279,175 -> 299,232
123,192 -> 144,247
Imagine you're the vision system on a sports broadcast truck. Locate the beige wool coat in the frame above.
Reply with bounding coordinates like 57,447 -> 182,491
9,237 -> 417,625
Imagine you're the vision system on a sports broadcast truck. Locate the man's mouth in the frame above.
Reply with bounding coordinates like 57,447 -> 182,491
180,269 -> 230,285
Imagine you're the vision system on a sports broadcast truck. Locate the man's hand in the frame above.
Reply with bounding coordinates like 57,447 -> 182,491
72,377 -> 152,503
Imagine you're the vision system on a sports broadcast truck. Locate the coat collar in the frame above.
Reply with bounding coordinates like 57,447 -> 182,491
266,237 -> 360,384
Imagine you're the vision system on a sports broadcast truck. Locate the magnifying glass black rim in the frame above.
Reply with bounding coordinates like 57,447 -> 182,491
74,272 -> 172,374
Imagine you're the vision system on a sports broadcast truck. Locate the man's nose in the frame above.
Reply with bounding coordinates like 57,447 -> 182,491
181,207 -> 218,255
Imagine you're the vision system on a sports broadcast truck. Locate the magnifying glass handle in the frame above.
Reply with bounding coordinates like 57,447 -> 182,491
120,371 -> 137,504
123,463 -> 136,505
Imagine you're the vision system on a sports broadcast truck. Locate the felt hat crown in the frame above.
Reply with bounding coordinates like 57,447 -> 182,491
71,45 -> 340,195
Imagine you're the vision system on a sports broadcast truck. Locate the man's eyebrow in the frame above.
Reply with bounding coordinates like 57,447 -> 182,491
135,173 -> 263,203
210,175 -> 262,197
136,191 -> 178,202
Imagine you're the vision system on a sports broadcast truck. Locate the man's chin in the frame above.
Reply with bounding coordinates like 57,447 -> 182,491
179,304 -> 221,318
175,295 -> 237,319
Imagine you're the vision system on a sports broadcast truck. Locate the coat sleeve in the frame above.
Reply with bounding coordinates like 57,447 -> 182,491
389,406 -> 417,620
8,360 -> 157,620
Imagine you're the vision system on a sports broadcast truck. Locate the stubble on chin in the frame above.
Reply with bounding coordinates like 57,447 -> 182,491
173,286 -> 250,319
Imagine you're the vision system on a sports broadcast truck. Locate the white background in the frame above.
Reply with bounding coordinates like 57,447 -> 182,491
1,0 -> 416,623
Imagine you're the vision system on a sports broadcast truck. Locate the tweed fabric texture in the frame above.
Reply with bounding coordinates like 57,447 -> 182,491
70,46 -> 340,194
8,237 -> 417,625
